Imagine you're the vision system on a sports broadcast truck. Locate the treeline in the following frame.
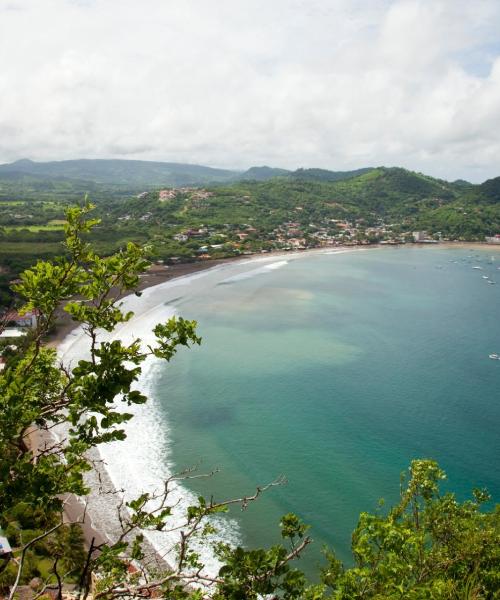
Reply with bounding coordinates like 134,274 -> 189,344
1,167 -> 499,309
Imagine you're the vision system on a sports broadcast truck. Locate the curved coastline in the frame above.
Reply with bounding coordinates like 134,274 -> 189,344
56,247 -> 362,571
55,241 -> 500,571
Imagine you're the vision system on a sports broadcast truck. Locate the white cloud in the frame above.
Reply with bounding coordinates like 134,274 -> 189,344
0,0 -> 499,181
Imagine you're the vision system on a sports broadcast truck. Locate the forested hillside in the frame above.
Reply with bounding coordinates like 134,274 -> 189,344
0,163 -> 499,308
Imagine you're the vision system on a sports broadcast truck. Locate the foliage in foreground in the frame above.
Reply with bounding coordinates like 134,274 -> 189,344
0,204 -> 498,599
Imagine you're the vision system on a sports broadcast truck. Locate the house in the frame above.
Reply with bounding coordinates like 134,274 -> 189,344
413,231 -> 428,242
159,189 -> 177,201
185,228 -> 207,238
0,527 -> 12,556
288,238 -> 307,249
173,233 -> 188,242
2,309 -> 39,328
486,234 -> 500,244
0,328 -> 25,339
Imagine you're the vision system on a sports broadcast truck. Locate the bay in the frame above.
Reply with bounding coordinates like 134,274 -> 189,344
146,246 -> 500,572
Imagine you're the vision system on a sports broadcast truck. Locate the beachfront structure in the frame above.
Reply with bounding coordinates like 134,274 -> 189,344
413,231 -> 427,242
2,308 -> 39,328
486,234 -> 500,244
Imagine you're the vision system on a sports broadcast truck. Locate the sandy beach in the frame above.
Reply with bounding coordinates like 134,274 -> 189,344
45,239 -> 500,571
45,240 -> 500,349
50,249 -> 317,572
48,246 -> 355,572
41,259 -> 240,570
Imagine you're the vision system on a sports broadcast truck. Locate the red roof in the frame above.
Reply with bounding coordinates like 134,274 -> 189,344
3,308 -> 40,321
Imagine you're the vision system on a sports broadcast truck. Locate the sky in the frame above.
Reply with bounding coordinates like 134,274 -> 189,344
0,0 -> 500,182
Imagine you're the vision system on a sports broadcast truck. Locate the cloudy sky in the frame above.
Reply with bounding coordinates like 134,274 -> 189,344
1,0 -> 500,181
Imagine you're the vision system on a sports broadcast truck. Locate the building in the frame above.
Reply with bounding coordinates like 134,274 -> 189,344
486,234 -> 500,244
0,328 -> 25,339
185,228 -> 207,238
159,189 -> 177,201
0,527 -> 12,556
173,233 -> 188,242
413,231 -> 427,242
2,309 -> 39,328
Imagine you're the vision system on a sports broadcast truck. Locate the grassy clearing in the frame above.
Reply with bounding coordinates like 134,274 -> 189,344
3,223 -> 66,232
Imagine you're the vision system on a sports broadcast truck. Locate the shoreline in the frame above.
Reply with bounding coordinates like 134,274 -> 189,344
50,246 -> 359,571
48,240 -> 500,571
46,240 -> 500,348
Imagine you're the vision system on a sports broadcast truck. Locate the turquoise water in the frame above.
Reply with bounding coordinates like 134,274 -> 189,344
150,247 -> 500,572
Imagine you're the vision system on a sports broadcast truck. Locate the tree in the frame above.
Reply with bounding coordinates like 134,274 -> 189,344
0,203 -> 311,599
0,203 -> 498,599
320,460 -> 500,599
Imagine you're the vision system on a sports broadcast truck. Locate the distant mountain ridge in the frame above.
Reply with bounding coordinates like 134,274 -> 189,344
0,158 -> 240,187
0,158 -> 381,187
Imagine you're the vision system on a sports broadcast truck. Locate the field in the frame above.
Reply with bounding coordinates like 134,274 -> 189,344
3,220 -> 66,232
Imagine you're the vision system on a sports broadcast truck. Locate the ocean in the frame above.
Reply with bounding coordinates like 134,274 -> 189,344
61,246 -> 500,575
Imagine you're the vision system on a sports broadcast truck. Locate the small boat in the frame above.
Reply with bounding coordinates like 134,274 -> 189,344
472,266 -> 483,270
488,281 -> 496,285
482,275 -> 489,279
489,353 -> 500,360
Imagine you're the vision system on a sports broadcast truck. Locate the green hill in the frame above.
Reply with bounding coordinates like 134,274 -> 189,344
477,176 -> 500,204
237,166 -> 290,181
236,166 -> 375,183
290,167 -> 374,182
1,162 -> 499,284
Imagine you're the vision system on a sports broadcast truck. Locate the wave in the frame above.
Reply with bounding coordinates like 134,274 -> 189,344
57,274 -> 241,575
218,260 -> 288,284
97,355 -> 241,574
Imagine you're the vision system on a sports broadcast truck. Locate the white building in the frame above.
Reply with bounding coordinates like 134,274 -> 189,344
486,235 -> 500,244
173,233 -> 188,242
413,231 -> 427,242
0,328 -> 25,339
0,528 -> 12,556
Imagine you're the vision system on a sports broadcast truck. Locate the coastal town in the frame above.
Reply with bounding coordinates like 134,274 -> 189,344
121,186 -> 499,263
